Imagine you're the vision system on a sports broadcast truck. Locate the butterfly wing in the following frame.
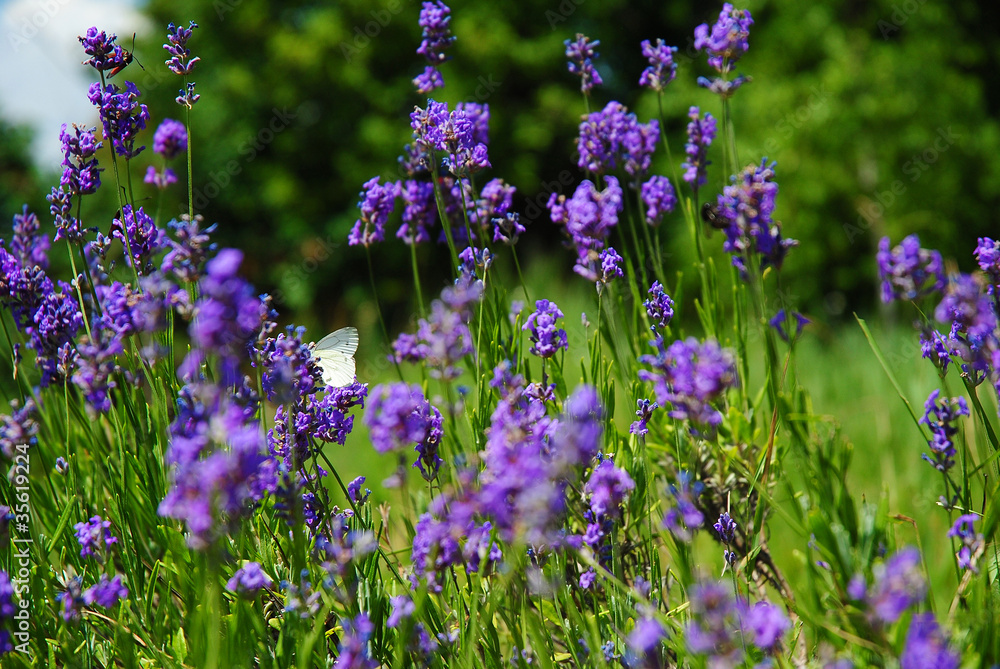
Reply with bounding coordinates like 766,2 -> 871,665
313,327 -> 358,387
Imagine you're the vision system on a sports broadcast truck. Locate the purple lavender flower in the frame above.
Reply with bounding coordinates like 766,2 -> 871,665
0,259 -> 82,386
901,613 -> 959,669
644,281 -> 675,329
480,378 -> 601,548
159,382 -> 271,548
413,102 -> 490,177
58,124 -> 102,196
74,515 -> 119,559
597,247 -> 623,286
933,273 -> 996,382
630,398 -> 658,436
71,327 -> 125,413
627,615 -> 666,661
78,27 -> 131,74
347,476 -> 371,504
877,235 -> 946,303
87,81 -> 149,159
639,39 -> 678,91
387,595 -> 415,628
0,399 -> 38,461
551,385 -> 603,472
365,383 -> 444,480
48,185 -> 84,243
0,570 -> 15,618
257,326 -> 320,405
188,249 -> 269,383
98,275 -> 179,341
176,82 -> 200,108
57,577 -> 84,621
153,118 -> 188,159
714,512 -> 737,544
867,547 -> 927,624
9,206 -> 50,270
523,299 -> 568,358
475,176 -> 513,217
641,175 -> 676,226
947,513 -> 983,573
975,236 -> 1000,288
456,102 -> 489,146
717,159 -> 797,276
163,21 -> 200,77
393,279 -> 478,379
144,165 -> 178,189
413,1 -> 455,94
920,328 -> 955,375
410,493 -> 498,590
348,177 -> 400,247
111,205 -> 167,274
548,177 -> 622,281
697,74 -> 750,98
397,180 -> 436,244
744,600 -> 790,652
662,471 -> 704,540
162,214 -> 217,283
681,107 -> 716,189
333,613 -> 378,668
576,101 -> 659,179
226,562 -> 273,595
685,581 -> 742,666
584,458 -> 634,519
639,336 -> 737,431
694,4 -> 753,73
82,574 -> 128,609
565,34 -> 603,93
918,390 -> 968,472
769,310 -> 810,343
714,511 -> 739,566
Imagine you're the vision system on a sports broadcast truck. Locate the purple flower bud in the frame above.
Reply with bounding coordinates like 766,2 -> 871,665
565,34 -> 603,93
522,299 -> 568,358
641,175 -> 676,225
226,562 -> 274,595
83,574 -> 128,609
348,177 -> 400,247
163,21 -> 200,77
74,515 -> 118,559
681,107 -> 716,190
877,234 -> 945,303
639,39 -> 678,91
153,118 -> 188,159
694,3 -> 753,73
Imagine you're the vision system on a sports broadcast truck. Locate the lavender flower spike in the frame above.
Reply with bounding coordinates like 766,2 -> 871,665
522,299 -> 568,358
565,34 -> 603,93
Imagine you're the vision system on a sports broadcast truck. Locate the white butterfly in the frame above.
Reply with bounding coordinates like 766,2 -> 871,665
311,326 -> 358,388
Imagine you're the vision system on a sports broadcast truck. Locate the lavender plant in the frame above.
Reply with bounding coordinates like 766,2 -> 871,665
0,5 -> 996,668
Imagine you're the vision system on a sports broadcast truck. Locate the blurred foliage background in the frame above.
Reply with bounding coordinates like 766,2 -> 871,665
1,0 -> 998,334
